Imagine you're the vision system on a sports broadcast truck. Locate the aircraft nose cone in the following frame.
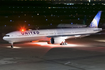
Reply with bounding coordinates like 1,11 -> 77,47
3,35 -> 10,41
3,36 -> 8,41
3,36 -> 6,40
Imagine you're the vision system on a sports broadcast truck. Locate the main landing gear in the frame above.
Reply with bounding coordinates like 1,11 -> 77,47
60,42 -> 67,45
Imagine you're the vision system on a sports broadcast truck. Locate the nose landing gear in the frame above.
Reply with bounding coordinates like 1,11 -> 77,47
10,42 -> 13,48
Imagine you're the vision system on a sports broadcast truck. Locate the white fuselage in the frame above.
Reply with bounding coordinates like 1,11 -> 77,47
3,28 -> 102,43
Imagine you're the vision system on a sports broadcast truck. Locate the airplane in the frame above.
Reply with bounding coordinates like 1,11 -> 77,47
3,11 -> 102,48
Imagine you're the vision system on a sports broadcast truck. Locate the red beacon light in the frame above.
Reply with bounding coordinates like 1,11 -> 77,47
19,26 -> 26,32
20,28 -> 25,32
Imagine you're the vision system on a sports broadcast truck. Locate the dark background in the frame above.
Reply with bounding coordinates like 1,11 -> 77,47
0,0 -> 105,32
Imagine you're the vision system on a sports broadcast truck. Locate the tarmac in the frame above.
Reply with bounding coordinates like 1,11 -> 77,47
0,34 -> 105,70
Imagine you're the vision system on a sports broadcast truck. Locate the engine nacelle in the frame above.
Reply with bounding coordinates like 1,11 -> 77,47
50,37 -> 66,44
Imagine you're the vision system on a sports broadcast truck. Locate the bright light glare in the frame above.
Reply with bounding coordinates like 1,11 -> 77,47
21,29 -> 25,32
95,40 -> 105,42
6,46 -> 21,49
33,42 -> 48,45
19,26 -> 26,32
27,42 -> 83,47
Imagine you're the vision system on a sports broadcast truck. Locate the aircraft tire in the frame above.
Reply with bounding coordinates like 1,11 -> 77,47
11,45 -> 13,48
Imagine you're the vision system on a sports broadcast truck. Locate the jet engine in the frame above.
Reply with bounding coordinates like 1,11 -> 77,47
48,37 -> 68,45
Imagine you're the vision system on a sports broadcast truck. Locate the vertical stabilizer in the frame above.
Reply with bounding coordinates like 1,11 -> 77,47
90,11 -> 102,28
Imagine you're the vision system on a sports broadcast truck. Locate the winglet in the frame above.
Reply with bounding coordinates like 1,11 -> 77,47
90,11 -> 102,28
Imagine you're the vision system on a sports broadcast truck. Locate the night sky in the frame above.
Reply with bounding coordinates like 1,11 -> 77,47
0,0 -> 105,30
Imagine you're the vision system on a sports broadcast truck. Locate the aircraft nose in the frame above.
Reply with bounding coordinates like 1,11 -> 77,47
3,36 -> 6,40
3,35 -> 10,40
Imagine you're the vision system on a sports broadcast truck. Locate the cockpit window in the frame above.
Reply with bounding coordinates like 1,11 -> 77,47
4,35 -> 10,37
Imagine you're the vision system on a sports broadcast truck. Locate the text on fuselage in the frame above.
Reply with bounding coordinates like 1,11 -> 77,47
21,31 -> 39,35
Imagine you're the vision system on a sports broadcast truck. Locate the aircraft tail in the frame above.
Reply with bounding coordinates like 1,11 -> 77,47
89,11 -> 102,28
